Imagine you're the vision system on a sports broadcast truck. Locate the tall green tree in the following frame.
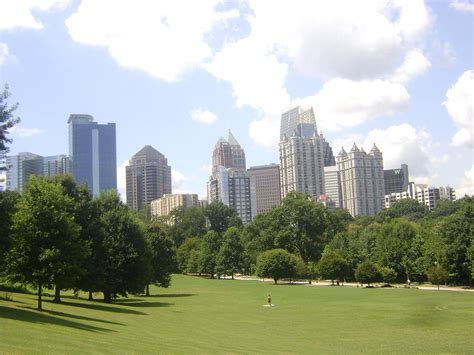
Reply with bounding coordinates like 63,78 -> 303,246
176,237 -> 201,273
167,206 -> 207,246
0,84 -> 20,170
205,201 -> 242,234
355,260 -> 382,286
0,190 -> 20,272
198,230 -> 222,278
6,176 -> 85,310
143,221 -> 176,296
96,191 -> 148,302
427,265 -> 449,290
256,249 -> 298,284
216,227 -> 244,279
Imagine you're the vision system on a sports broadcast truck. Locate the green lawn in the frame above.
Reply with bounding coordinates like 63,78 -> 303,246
0,275 -> 473,353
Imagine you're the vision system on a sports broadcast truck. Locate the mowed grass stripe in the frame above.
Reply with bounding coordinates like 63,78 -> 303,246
0,275 -> 473,353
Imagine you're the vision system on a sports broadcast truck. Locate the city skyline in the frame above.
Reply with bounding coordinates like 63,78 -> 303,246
0,1 -> 472,199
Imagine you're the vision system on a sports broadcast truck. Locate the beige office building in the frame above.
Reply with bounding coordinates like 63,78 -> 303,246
248,164 -> 281,217
279,106 -> 325,200
337,143 -> 385,216
126,145 -> 171,211
151,194 -> 199,218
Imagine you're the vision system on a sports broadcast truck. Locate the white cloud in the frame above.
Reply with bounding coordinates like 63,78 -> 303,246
190,108 -> 218,124
9,126 -> 42,138
172,169 -> 185,190
243,0 -> 431,80
116,159 -> 128,202
0,0 -> 72,30
443,70 -> 474,148
0,43 -> 8,65
208,36 -> 290,112
456,165 -> 474,197
450,0 -> 474,12
432,40 -> 456,65
391,49 -> 431,83
66,0 -> 239,81
302,78 -> 410,132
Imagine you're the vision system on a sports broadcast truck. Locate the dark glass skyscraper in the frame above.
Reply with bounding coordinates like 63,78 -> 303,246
68,114 -> 117,196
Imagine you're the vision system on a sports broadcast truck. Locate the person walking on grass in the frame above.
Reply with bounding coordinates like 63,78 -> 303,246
267,293 -> 272,306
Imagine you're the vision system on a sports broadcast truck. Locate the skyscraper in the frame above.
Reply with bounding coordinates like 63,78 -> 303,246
208,131 -> 252,224
248,164 -> 281,217
337,143 -> 385,216
126,145 -> 172,211
279,106 -> 325,200
68,114 -> 117,196
6,152 -> 71,192
324,165 -> 343,208
384,164 -> 409,195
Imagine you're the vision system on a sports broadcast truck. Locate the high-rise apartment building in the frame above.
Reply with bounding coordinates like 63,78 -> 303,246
126,145 -> 172,211
208,131 -> 252,224
321,134 -> 336,167
279,106 -> 325,200
324,165 -> 343,208
248,164 -> 281,217
151,193 -> 199,218
337,144 -> 385,216
68,114 -> 117,196
6,152 -> 71,192
384,164 -> 409,195
439,186 -> 456,201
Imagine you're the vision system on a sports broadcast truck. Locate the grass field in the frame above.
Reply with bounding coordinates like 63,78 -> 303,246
0,275 -> 473,353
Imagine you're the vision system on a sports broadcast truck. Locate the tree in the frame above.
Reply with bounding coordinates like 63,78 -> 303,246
96,191 -> 148,302
317,250 -> 349,285
0,190 -> 20,272
379,266 -> 398,285
205,201 -> 242,234
378,199 -> 427,221
427,265 -> 449,290
198,230 -> 222,278
6,176 -> 85,310
167,206 -> 207,246
144,221 -> 176,295
0,84 -> 20,170
355,260 -> 382,286
216,227 -> 244,279
256,249 -> 297,284
176,237 -> 201,273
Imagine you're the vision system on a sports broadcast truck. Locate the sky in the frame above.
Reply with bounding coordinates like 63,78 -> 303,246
0,0 -> 473,200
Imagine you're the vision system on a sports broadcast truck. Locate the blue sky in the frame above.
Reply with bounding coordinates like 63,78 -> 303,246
0,0 -> 473,199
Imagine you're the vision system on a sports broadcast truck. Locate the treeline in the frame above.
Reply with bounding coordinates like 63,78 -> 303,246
168,192 -> 473,287
0,175 -> 175,309
1,178 -> 472,311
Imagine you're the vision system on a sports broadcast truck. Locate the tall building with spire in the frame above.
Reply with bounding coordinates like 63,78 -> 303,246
337,143 -> 385,216
279,106 -> 325,200
208,130 -> 252,224
68,114 -> 117,196
126,145 -> 172,211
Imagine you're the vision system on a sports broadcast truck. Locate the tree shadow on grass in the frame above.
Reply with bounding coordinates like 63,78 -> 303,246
20,306 -> 124,326
47,300 -> 146,315
141,293 -> 196,298
0,305 -> 114,333
113,301 -> 173,308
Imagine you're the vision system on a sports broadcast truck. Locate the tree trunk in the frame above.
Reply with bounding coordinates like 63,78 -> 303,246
88,291 -> 93,301
274,278 -> 278,284
53,285 -> 61,303
331,279 -> 334,285
146,284 -> 150,297
231,273 -> 234,280
38,283 -> 42,311
438,284 -> 440,291
103,291 -> 112,303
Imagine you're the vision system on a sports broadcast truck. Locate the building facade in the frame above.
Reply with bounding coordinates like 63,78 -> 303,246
384,164 -> 409,195
248,164 -> 281,217
151,193 -> 199,218
68,114 -> 117,196
337,144 -> 385,216
323,165 -> 343,208
279,106 -> 325,201
385,183 -> 456,210
208,131 -> 252,224
6,152 -> 71,192
126,145 -> 172,211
